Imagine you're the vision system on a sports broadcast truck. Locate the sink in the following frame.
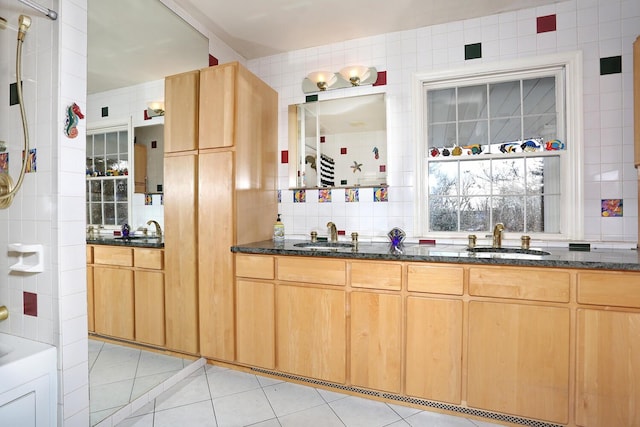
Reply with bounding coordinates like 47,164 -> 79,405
293,242 -> 354,250
467,247 -> 551,260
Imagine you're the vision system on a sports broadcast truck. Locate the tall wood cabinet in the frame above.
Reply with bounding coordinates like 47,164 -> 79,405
164,62 -> 277,358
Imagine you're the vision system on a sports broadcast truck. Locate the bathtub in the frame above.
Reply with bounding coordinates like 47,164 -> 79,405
0,333 -> 57,427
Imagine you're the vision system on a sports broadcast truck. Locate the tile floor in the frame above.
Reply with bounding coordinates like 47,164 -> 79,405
115,363 -> 504,427
89,339 -> 192,426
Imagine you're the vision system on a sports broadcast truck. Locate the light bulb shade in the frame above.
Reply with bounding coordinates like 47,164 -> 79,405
147,101 -> 164,114
339,66 -> 377,86
306,71 -> 337,90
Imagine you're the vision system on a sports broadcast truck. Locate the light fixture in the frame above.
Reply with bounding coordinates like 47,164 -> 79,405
339,65 -> 376,86
302,66 -> 378,94
305,71 -> 337,91
146,101 -> 165,117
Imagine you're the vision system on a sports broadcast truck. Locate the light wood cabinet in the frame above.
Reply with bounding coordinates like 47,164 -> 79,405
165,70 -> 199,153
134,270 -> 165,347
467,301 -> 570,424
164,62 -> 277,360
88,245 -> 165,347
93,266 -> 135,340
276,284 -> 346,384
134,143 -> 147,193
350,291 -> 401,392
163,154 -> 199,354
406,296 -> 463,404
576,309 -> 640,427
236,279 -> 275,369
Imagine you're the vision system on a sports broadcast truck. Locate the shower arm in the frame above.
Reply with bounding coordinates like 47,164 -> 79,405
18,0 -> 57,20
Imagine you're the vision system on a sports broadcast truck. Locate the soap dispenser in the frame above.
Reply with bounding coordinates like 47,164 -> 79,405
273,214 -> 285,243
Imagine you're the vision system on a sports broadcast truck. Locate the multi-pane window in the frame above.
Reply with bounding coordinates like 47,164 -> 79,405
422,65 -> 571,236
86,126 -> 131,226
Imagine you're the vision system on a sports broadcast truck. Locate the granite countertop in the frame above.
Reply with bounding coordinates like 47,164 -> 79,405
86,235 -> 164,248
231,239 -> 640,271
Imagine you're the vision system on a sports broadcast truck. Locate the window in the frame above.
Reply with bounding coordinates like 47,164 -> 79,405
86,122 -> 133,227
415,53 -> 583,240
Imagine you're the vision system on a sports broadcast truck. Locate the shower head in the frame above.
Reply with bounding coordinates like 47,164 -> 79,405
17,15 -> 31,41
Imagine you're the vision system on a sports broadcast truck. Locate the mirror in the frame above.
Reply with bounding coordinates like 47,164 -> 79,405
289,93 -> 387,188
134,124 -> 164,194
87,0 -> 208,424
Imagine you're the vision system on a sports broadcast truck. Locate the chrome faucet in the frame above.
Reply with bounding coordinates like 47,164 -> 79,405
327,222 -> 338,242
147,220 -> 162,238
492,223 -> 505,248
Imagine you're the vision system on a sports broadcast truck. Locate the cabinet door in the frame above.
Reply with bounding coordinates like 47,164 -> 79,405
198,151 -> 235,361
406,296 -> 462,404
87,265 -> 94,333
576,309 -> 640,427
350,291 -> 401,392
276,284 -> 346,383
164,70 -> 199,153
467,301 -> 570,424
236,279 -> 275,369
164,154 -> 199,354
134,143 -> 147,193
134,270 -> 165,347
93,266 -> 134,340
199,63 -> 236,149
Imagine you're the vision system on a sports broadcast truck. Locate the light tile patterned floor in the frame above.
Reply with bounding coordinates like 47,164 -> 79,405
89,339 -> 191,425
115,364 -> 504,427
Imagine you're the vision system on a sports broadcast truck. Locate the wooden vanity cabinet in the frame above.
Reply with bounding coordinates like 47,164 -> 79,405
235,254 -> 275,369
87,245 -> 165,347
575,271 -> 640,427
164,62 -> 277,360
405,263 -> 464,404
467,266 -> 571,424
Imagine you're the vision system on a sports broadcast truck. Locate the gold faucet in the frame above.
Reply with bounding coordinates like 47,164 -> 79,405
0,306 -> 8,322
327,222 -> 338,242
492,223 -> 505,248
146,220 -> 162,238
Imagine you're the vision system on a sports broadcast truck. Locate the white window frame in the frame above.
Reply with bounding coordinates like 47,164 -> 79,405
413,51 -> 584,241
86,118 -> 134,230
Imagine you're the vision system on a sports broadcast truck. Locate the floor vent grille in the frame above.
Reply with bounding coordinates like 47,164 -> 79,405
250,367 -> 562,427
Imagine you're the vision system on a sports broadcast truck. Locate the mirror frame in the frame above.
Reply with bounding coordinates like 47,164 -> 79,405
288,93 -> 388,189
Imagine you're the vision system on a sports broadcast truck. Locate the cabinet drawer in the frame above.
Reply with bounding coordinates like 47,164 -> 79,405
469,266 -> 570,303
351,261 -> 401,290
86,246 -> 93,264
277,257 -> 346,286
577,271 -> 640,308
407,264 -> 464,295
93,246 -> 133,267
236,254 -> 274,280
134,248 -> 164,270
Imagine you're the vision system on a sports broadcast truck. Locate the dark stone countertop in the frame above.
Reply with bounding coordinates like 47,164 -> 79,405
86,235 -> 164,249
231,240 -> 640,272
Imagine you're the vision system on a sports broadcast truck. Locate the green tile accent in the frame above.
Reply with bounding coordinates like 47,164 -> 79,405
600,56 -> 622,75
465,43 -> 482,60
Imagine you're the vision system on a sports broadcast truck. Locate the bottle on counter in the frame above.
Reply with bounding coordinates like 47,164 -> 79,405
273,214 -> 285,243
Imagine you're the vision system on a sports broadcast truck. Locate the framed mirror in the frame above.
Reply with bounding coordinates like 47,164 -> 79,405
288,93 -> 387,189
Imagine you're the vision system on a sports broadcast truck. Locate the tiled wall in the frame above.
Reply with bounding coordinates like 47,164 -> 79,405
247,0 -> 640,244
0,0 -> 90,425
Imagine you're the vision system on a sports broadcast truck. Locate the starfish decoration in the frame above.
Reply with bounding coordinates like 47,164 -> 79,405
351,161 -> 362,173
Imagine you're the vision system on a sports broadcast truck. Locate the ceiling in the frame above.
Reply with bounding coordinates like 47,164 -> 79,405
88,0 -> 562,94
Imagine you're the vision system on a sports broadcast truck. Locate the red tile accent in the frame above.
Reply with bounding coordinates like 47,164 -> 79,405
419,239 -> 437,245
537,14 -> 556,33
209,55 -> 219,66
24,292 -> 37,317
373,71 -> 387,86
380,165 -> 386,172
340,148 -> 347,155
320,136 -> 325,143
281,150 -> 289,164
338,230 -> 346,236
151,140 -> 157,149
